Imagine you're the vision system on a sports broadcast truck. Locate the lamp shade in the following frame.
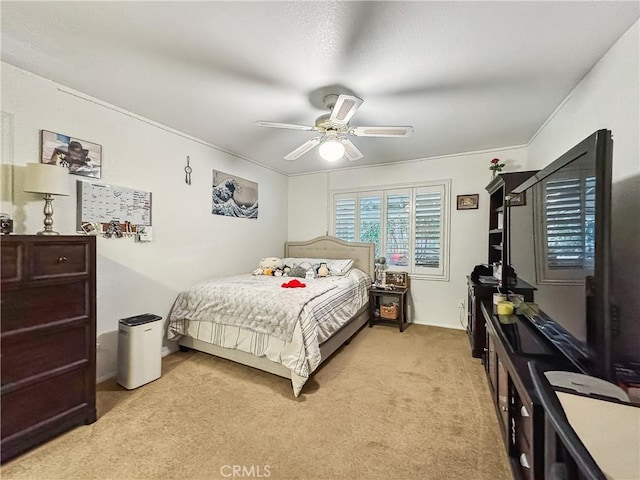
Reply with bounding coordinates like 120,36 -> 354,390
24,163 -> 71,196
318,133 -> 346,162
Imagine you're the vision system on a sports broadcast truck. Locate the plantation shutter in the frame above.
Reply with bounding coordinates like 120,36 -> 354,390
385,192 -> 410,267
331,180 -> 449,280
334,196 -> 356,242
544,176 -> 595,270
359,195 -> 381,258
414,190 -> 442,268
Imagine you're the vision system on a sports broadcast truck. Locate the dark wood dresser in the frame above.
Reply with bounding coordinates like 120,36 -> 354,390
1,235 -> 96,463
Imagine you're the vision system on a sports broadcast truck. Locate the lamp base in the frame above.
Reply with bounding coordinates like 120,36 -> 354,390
38,194 -> 60,236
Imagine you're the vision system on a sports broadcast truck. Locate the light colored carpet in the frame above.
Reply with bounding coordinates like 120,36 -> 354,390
1,325 -> 511,480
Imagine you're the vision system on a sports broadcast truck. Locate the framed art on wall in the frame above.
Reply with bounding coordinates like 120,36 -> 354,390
457,194 -> 479,210
41,130 -> 102,179
508,191 -> 526,206
212,170 -> 259,219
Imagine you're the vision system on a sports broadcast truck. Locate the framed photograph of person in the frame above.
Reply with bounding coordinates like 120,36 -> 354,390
81,222 -> 99,235
456,194 -> 479,210
508,192 -> 526,207
40,130 -> 102,179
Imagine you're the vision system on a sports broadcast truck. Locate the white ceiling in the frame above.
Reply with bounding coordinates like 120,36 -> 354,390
2,2 -> 638,175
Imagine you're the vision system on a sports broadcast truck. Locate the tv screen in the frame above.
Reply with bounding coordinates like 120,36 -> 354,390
508,130 -> 613,379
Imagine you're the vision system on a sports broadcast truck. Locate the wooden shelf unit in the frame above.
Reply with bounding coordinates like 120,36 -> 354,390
481,301 -> 581,480
485,171 -> 538,285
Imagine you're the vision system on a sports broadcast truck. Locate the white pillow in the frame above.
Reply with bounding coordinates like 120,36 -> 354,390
281,257 -> 326,268
326,259 -> 354,276
282,257 -> 354,276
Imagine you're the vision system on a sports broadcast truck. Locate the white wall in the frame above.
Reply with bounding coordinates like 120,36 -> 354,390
526,21 -> 640,362
289,147 -> 528,329
287,172 -> 330,241
1,62 -> 289,380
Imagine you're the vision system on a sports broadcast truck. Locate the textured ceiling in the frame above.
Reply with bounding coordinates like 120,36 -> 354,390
2,1 -> 638,175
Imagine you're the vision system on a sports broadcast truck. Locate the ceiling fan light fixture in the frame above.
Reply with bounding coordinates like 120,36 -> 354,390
256,92 -> 413,162
318,135 -> 345,162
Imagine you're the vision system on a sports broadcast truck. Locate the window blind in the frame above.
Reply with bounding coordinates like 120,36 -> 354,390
359,195 -> 381,258
386,193 -> 410,266
544,177 -> 595,270
414,191 -> 441,268
335,197 -> 356,242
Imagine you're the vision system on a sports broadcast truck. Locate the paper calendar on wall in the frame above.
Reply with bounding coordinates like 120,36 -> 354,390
77,181 -> 152,227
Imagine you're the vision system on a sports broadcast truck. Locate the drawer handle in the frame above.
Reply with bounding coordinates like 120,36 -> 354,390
521,405 -> 530,417
519,453 -> 530,469
57,256 -> 68,263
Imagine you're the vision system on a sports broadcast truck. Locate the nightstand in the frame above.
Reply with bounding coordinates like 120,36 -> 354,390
368,285 -> 409,332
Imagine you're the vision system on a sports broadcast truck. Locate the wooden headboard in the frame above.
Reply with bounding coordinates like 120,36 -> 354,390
284,236 -> 375,278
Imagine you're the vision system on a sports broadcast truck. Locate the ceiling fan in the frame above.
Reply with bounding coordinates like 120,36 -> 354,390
256,94 -> 414,162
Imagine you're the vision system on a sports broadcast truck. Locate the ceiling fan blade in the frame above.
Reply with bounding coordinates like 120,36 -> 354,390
283,137 -> 321,161
329,94 -> 363,125
343,139 -> 363,162
350,126 -> 414,137
255,120 -> 317,131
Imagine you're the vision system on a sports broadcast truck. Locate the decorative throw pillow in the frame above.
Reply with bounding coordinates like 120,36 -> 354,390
327,259 -> 354,276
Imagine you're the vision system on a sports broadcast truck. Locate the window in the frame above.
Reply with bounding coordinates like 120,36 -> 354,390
332,181 -> 450,280
534,172 -> 595,284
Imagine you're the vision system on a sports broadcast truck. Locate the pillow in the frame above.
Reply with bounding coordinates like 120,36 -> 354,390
281,257 -> 326,268
326,259 -> 354,276
282,257 -> 354,275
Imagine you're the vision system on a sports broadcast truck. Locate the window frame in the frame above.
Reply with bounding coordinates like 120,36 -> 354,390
330,180 -> 450,281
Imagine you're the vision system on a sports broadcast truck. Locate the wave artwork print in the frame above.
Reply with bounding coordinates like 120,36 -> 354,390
212,170 -> 258,219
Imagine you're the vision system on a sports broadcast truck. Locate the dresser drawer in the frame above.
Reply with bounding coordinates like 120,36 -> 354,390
31,242 -> 89,280
1,281 -> 89,333
1,368 -> 88,439
1,322 -> 89,387
1,241 -> 23,284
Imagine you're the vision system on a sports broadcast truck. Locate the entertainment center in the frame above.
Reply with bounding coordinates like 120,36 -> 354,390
471,130 -> 622,479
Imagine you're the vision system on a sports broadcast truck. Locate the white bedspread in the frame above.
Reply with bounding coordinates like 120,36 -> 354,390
167,268 -> 370,396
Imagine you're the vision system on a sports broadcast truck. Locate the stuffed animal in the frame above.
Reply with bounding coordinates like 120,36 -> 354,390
252,267 -> 264,276
316,262 -> 330,277
273,267 -> 284,277
283,265 -> 291,276
264,268 -> 273,276
258,257 -> 283,270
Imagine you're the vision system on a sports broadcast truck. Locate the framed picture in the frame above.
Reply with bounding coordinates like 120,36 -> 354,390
508,192 -> 526,206
41,130 -> 102,179
386,272 -> 408,288
81,222 -> 98,235
212,170 -> 259,219
457,194 -> 479,210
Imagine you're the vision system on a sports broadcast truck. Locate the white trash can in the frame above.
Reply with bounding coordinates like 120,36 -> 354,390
117,314 -> 163,389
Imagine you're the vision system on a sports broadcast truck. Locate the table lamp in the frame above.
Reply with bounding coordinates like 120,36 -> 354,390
23,163 -> 71,235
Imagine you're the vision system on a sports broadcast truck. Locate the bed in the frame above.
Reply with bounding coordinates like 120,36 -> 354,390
167,236 -> 374,396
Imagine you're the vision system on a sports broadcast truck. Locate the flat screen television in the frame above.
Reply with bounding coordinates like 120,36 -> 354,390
508,129 -> 613,380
